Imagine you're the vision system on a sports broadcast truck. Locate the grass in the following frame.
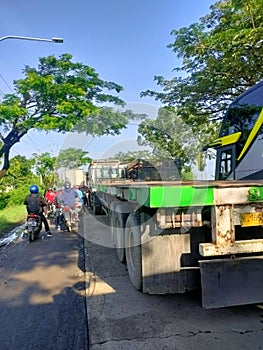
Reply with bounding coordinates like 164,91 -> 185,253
0,204 -> 27,237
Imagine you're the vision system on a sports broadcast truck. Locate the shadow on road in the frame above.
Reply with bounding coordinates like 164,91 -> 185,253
0,227 -> 88,350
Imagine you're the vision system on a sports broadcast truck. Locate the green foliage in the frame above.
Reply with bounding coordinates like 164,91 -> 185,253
56,147 -> 92,169
0,192 -> 10,210
111,150 -> 155,162
32,152 -> 57,188
7,185 -> 30,205
13,53 -> 124,131
141,0 -> 263,123
180,168 -> 194,180
0,155 -> 35,189
0,53 -> 125,177
0,204 -> 27,235
0,155 -> 41,209
73,107 -> 147,136
137,107 -> 218,170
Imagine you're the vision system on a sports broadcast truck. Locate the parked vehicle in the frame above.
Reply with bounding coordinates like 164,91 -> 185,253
88,156 -> 263,308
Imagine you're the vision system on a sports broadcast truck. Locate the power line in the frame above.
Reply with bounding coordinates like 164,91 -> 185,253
0,88 -> 5,98
0,74 -> 13,93
26,133 -> 44,152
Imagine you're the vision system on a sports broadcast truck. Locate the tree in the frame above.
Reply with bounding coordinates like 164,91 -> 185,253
0,155 -> 39,208
141,0 -> 263,124
56,148 -> 91,169
137,107 -> 217,171
32,152 -> 57,188
73,107 -> 147,136
0,53 -> 125,179
0,155 -> 35,189
111,150 -> 156,162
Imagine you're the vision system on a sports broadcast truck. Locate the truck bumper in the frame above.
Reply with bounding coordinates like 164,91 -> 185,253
199,255 -> 263,309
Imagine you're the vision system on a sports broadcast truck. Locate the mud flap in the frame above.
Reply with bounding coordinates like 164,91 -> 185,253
199,255 -> 263,309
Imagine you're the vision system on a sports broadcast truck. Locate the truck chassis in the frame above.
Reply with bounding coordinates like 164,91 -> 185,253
90,180 -> 263,309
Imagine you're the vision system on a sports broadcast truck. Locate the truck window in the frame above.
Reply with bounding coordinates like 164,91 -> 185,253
218,149 -> 233,180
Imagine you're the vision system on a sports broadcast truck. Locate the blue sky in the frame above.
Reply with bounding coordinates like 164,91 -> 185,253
1,0 -> 215,160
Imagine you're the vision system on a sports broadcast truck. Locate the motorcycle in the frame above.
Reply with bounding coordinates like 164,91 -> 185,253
47,201 -> 56,220
25,213 -> 42,242
62,205 -> 77,232
55,203 -> 76,232
74,198 -> 83,216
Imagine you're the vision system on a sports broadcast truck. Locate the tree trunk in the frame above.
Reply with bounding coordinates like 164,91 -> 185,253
0,129 -> 27,179
0,169 -> 7,180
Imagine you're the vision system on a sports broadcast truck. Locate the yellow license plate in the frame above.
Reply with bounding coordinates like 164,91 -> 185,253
240,212 -> 263,227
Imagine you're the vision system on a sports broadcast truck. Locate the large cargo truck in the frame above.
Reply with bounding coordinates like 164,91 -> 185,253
64,169 -> 86,186
87,82 -> 263,309
88,159 -> 128,214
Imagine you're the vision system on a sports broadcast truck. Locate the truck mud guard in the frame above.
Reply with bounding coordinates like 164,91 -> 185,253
199,255 -> 263,309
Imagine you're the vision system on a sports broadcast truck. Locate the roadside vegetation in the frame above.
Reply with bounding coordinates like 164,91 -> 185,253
0,148 -> 88,236
0,204 -> 26,237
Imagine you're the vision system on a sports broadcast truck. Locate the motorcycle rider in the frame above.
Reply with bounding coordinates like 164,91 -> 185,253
60,181 -> 78,207
74,185 -> 84,203
45,187 -> 56,218
24,185 -> 52,237
45,187 -> 56,204
59,181 -> 78,225
53,188 -> 63,230
74,185 -> 84,219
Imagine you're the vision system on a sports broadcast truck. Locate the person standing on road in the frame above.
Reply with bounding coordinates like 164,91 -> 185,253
24,185 -> 52,237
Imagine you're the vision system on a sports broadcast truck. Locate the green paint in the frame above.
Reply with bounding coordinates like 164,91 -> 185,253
127,185 -> 214,207
149,186 -> 214,207
248,187 -> 263,201
97,183 -> 263,208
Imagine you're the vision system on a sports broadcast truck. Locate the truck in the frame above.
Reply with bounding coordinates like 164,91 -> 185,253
88,159 -> 128,214
87,82 -> 263,309
64,169 -> 86,187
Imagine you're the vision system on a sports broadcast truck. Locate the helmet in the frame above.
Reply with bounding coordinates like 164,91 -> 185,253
64,181 -> 71,189
30,185 -> 39,194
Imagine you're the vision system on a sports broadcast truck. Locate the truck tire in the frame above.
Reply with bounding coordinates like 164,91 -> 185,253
113,204 -> 131,263
94,205 -> 101,215
125,212 -> 142,290
91,193 -> 102,215
109,200 -> 121,239
112,210 -> 126,263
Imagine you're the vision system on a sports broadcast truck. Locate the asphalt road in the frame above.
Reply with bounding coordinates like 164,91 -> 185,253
1,210 -> 263,350
0,223 -> 88,350
80,209 -> 263,350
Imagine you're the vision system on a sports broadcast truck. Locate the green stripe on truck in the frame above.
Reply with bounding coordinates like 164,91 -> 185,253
130,186 -> 214,207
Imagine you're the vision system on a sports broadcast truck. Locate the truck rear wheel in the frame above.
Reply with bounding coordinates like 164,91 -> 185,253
91,193 -> 102,215
109,200 -> 121,241
125,212 -> 142,290
93,205 -> 101,215
113,204 -> 131,263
